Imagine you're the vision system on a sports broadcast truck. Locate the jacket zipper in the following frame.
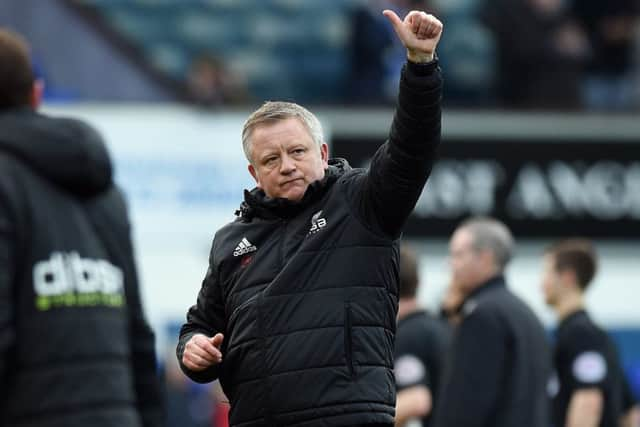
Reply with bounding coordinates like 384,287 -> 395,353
344,302 -> 356,378
279,219 -> 287,267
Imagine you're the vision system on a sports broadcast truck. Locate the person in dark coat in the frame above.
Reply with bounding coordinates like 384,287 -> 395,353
0,28 -> 164,427
434,217 -> 551,427
176,8 -> 444,427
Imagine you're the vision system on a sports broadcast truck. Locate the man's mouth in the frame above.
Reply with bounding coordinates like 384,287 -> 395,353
282,178 -> 303,186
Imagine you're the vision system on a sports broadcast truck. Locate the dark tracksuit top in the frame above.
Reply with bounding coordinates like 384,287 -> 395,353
394,310 -> 450,427
0,110 -> 164,427
177,60 -> 443,427
434,276 -> 551,427
550,310 -> 624,427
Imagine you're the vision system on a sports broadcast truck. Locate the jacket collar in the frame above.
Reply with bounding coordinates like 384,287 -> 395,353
460,275 -> 506,316
235,158 -> 350,221
467,275 -> 506,300
558,308 -> 588,331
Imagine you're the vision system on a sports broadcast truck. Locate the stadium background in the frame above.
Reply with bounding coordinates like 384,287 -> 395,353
2,0 -> 639,425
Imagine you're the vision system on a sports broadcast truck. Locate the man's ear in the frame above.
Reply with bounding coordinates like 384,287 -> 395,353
559,268 -> 579,291
320,143 -> 329,168
479,248 -> 495,269
248,164 -> 260,187
29,79 -> 44,110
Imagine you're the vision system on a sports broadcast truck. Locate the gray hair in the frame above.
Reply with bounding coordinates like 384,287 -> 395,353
241,101 -> 324,164
460,216 -> 515,271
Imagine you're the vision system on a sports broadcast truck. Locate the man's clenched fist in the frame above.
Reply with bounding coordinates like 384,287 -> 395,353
383,9 -> 443,63
182,332 -> 224,371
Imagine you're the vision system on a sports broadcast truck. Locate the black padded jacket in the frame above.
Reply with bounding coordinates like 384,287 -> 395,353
177,60 -> 443,427
0,109 -> 164,427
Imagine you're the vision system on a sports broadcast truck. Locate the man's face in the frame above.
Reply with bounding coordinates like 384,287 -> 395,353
541,254 -> 562,307
248,117 -> 328,202
449,228 -> 484,293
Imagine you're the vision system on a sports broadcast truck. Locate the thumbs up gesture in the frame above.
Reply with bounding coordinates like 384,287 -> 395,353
383,9 -> 443,63
182,332 -> 225,371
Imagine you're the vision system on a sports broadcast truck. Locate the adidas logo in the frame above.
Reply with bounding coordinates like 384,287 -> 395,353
233,237 -> 257,257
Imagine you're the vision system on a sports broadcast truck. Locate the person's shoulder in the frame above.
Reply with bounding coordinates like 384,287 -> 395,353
396,312 -> 436,358
398,311 -> 431,335
211,219 -> 240,247
563,312 -> 601,337
49,114 -> 105,144
420,310 -> 449,333
460,296 -> 501,326
464,286 -> 537,329
0,150 -> 36,207
470,285 -> 509,312
335,167 -> 366,186
332,166 -> 368,203
481,283 -> 535,316
0,152 -> 19,206
207,217 -> 254,261
559,313 -> 608,351
82,185 -> 132,233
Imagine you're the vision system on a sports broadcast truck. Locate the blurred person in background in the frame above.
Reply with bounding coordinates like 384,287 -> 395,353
542,239 -> 625,427
176,8 -> 444,427
348,0 -> 437,104
394,244 -> 450,427
184,53 -> 249,108
433,217 -> 550,427
480,0 -> 588,109
569,0 -> 640,110
0,29 -> 164,426
347,0 -> 395,104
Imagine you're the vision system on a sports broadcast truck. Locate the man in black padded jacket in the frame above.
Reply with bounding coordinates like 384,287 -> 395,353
176,8 -> 444,427
0,29 -> 164,427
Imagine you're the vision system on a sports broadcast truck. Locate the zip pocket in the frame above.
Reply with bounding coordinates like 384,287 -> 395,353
228,293 -> 260,327
344,302 -> 356,378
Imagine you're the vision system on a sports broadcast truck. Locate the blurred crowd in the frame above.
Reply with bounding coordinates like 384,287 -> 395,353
9,0 -> 639,110
348,0 -> 639,110
134,0 -> 640,110
480,0 -> 639,110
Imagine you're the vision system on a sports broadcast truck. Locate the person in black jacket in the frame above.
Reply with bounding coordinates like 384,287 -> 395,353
433,217 -> 550,427
176,8 -> 444,427
394,244 -> 450,427
542,239 -> 625,427
0,29 -> 164,427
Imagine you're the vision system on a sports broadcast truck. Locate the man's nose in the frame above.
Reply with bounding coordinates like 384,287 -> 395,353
280,155 -> 296,174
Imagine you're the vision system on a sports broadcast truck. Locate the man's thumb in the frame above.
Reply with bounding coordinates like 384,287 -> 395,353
383,9 -> 404,37
211,333 -> 224,348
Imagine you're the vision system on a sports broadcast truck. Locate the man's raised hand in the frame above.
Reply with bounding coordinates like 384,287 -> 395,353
182,333 -> 224,371
383,9 -> 443,64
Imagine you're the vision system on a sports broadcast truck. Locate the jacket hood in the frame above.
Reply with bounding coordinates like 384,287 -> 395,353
0,109 -> 113,197
236,158 -> 351,221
